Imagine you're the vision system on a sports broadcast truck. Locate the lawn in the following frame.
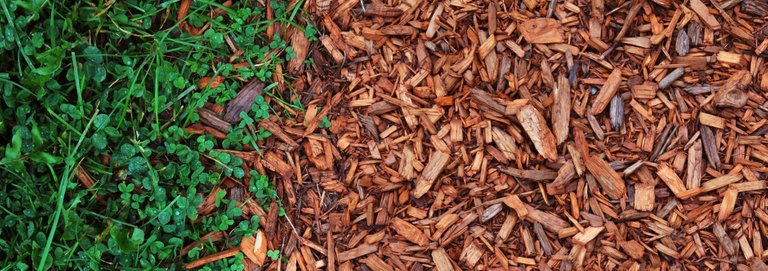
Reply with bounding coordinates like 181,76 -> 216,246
0,0 -> 312,269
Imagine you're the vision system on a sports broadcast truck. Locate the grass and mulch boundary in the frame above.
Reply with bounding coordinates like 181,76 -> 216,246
5,0 -> 768,270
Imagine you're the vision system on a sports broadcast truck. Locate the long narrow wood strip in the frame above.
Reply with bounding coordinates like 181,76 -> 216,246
336,244 -> 378,262
553,75 -> 571,145
686,139 -> 703,189
700,125 -> 722,169
185,248 -> 241,269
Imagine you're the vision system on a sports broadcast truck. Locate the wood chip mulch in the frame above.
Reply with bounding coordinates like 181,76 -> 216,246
186,0 -> 768,270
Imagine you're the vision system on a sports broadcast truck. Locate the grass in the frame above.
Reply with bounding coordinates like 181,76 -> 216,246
0,0 -> 314,269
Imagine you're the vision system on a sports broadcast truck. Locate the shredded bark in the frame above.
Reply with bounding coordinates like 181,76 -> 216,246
189,0 -> 768,269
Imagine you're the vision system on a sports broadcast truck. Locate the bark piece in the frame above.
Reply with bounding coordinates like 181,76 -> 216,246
700,125 -> 722,169
533,222 -> 553,256
713,222 -> 737,255
743,0 -> 768,16
481,203 -> 504,223
471,88 -> 505,114
676,29 -> 690,56
198,108 -> 231,133
751,257 -> 768,271
714,70 -> 750,108
658,67 -> 684,90
223,80 -> 265,123
609,94 -> 624,130
688,22 -> 703,46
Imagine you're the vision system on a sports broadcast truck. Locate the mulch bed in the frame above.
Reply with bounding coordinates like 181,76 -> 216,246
185,0 -> 768,270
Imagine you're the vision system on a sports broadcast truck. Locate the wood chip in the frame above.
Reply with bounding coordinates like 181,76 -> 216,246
519,18 -> 563,44
657,164 -> 690,199
573,226 -> 604,246
584,155 -> 626,199
240,230 -> 268,266
690,0 -> 721,30
391,218 -> 429,246
503,194 -> 529,218
432,248 -> 455,271
700,125 -> 722,169
634,182 -> 655,211
412,151 -> 450,198
675,29 -> 690,56
223,80 -> 265,123
686,140 -> 703,189
516,105 -> 558,161
717,185 -> 738,221
714,70 -> 750,108
336,244 -> 378,262
590,68 -> 623,115
552,75 -> 571,144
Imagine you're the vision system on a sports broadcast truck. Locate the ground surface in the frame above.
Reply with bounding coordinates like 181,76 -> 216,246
2,0 -> 768,270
